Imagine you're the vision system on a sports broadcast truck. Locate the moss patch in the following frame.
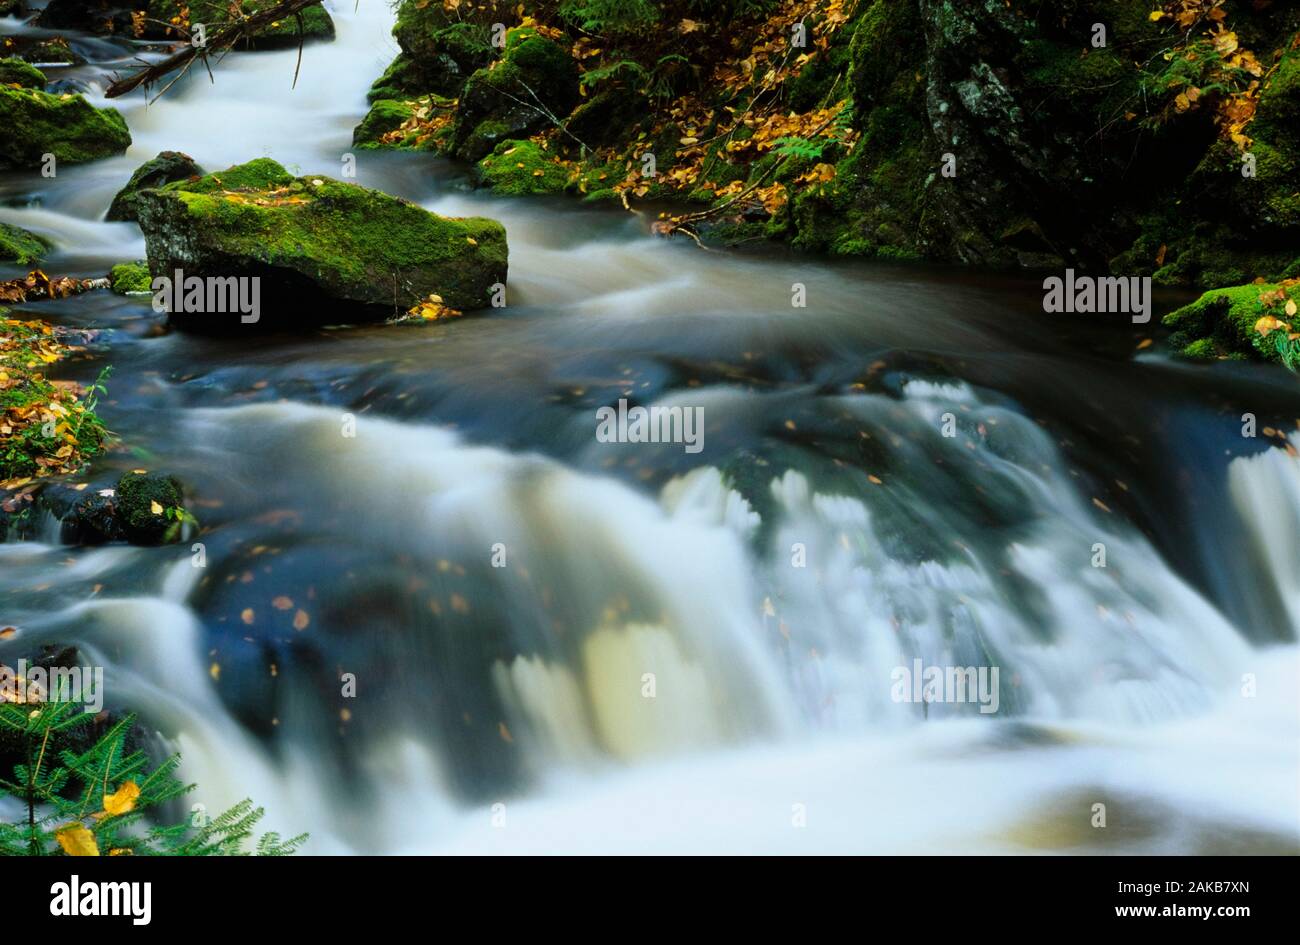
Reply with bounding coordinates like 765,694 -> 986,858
0,222 -> 51,266
110,261 -> 152,294
1163,282 -> 1300,361
0,57 -> 46,90
475,139 -> 571,196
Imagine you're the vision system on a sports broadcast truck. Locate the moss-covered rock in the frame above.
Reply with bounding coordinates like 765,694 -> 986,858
134,158 -> 509,326
107,151 -> 205,222
0,57 -> 46,90
382,18 -> 495,99
115,471 -> 184,545
110,261 -> 153,294
1163,282 -> 1300,361
451,28 -> 578,162
352,99 -> 415,148
474,139 -> 571,196
17,38 -> 82,66
146,1 -> 334,49
0,86 -> 130,169
36,0 -> 132,32
0,222 -> 51,265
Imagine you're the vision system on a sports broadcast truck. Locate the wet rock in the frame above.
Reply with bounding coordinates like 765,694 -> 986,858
0,221 -> 50,265
64,491 -> 125,544
0,86 -> 130,169
134,158 -> 509,326
107,150 -> 206,222
115,471 -> 183,545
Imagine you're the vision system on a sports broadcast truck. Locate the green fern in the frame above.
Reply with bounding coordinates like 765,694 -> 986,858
0,700 -> 305,856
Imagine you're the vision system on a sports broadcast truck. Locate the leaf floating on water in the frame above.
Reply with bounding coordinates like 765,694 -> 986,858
272,595 -> 294,610
292,609 -> 310,631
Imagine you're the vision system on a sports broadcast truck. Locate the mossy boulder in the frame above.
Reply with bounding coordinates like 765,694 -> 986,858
17,39 -> 83,66
1163,282 -> 1299,361
134,158 -> 509,327
0,57 -> 46,90
451,28 -> 578,162
115,471 -> 184,545
110,261 -> 153,294
0,1 -> 24,18
107,151 -> 206,222
352,99 -> 415,148
146,1 -> 335,49
0,87 -> 130,169
474,139 -> 571,196
0,222 -> 51,265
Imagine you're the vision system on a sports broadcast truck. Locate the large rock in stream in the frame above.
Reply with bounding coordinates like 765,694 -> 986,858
0,86 -> 130,169
134,159 -> 509,327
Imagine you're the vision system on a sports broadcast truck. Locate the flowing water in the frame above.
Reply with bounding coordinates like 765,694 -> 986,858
2,2 -> 1298,854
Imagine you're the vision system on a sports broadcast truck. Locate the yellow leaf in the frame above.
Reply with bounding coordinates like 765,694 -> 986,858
56,824 -> 100,856
1287,299 -> 1298,317
103,781 -> 140,817
1148,10 -> 1165,21
1255,315 -> 1286,336
293,609 -> 310,631
149,500 -> 164,515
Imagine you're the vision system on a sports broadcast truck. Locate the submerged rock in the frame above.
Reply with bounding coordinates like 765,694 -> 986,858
134,158 -> 509,326
0,221 -> 51,265
0,57 -> 46,90
17,38 -> 83,67
107,151 -> 206,222
0,86 -> 130,169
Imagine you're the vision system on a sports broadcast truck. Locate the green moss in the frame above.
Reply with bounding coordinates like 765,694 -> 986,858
136,159 -> 509,313
475,139 -> 571,196
110,261 -> 152,294
115,471 -> 184,545
0,222 -> 51,265
0,57 -> 46,90
353,99 -> 415,148
0,86 -> 130,169
1163,282 -> 1299,361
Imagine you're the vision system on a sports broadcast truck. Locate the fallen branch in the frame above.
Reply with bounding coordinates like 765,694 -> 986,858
0,272 -> 108,305
105,0 -> 326,99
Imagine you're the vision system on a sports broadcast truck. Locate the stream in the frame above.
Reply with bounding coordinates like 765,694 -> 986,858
2,2 -> 1298,854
